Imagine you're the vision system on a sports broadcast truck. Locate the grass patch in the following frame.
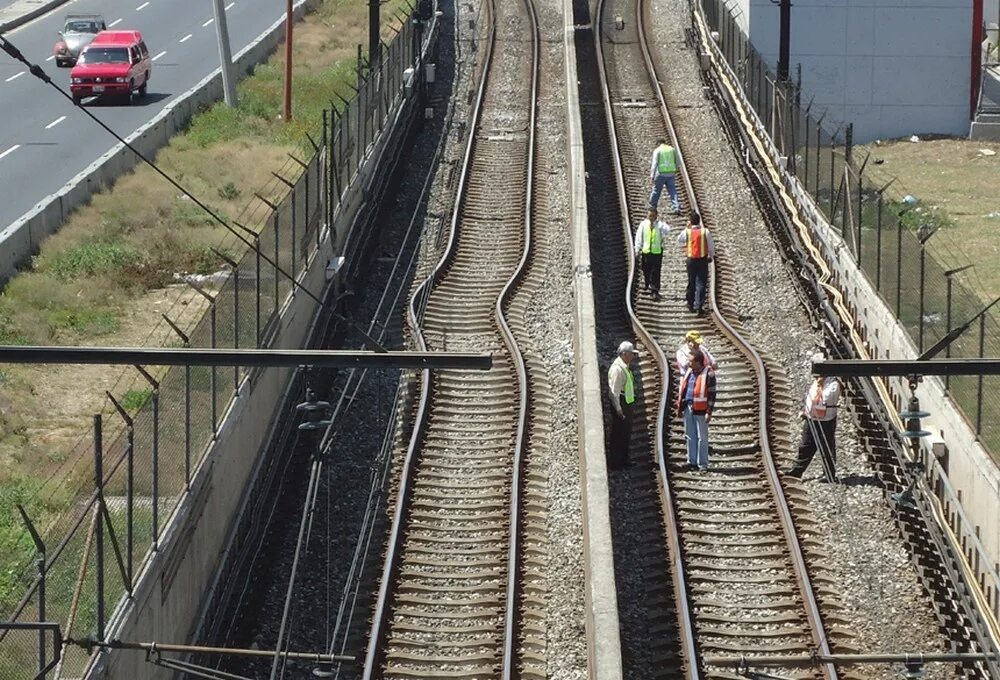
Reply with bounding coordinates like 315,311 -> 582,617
120,389 -> 153,413
859,138 -> 1000,302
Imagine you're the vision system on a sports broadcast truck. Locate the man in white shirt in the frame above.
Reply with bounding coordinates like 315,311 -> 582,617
787,352 -> 842,482
675,329 -> 717,376
648,137 -> 681,214
633,209 -> 671,299
607,341 -> 637,469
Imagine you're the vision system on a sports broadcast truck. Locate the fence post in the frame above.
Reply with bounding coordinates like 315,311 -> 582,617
184,280 -> 218,435
134,366 -> 160,549
896,211 -> 904,317
919,242 -> 926,352
323,108 -> 330,241
94,414 -> 105,641
875,193 -> 883,292
163,313 -> 192,488
977,314 -> 986,437
106,392 -> 135,590
15,506 -> 47,675
945,274 -> 954,391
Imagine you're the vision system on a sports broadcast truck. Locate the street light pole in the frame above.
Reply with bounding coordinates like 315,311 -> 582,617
284,0 -> 293,121
211,0 -> 238,106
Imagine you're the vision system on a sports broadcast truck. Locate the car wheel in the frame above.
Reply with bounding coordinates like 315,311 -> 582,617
72,95 -> 82,106
139,77 -> 148,98
127,80 -> 135,104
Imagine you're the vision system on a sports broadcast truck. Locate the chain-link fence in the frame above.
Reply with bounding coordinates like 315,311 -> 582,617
0,4 -> 428,675
698,0 -> 1000,458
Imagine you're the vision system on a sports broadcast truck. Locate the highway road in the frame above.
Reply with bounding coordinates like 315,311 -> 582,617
0,0 -> 291,232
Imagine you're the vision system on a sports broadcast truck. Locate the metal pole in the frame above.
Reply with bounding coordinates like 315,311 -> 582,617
94,414 -> 105,640
255,235 -> 262,346
152,389 -> 160,547
875,194 -> 883,291
211,0 -> 238,106
777,0 -> 790,81
896,213 -> 904,316
977,315 -> 986,436
946,275 -> 953,391
283,0 -> 293,121
369,0 -> 380,71
211,304 -> 218,434
37,550 -> 45,675
919,243 -> 926,352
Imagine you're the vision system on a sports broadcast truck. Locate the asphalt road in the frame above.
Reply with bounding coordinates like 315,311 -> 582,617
0,0 -> 289,231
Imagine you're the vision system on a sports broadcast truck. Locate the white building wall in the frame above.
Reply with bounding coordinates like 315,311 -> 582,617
746,0 -> 972,142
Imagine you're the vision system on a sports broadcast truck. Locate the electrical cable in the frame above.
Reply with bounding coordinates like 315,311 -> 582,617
0,34 -> 387,353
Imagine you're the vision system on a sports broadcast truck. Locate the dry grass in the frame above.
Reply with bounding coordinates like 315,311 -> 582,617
859,137 -> 1000,302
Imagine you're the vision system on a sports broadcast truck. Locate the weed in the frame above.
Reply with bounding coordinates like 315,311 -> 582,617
218,182 -> 241,201
49,308 -> 121,336
119,389 -> 153,413
40,239 -> 145,281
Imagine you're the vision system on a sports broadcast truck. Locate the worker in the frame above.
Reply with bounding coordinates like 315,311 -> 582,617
675,349 -> 716,471
676,211 -> 714,315
675,330 -> 717,375
648,137 -> 681,214
607,341 -> 638,469
633,208 -> 671,299
786,352 -> 841,482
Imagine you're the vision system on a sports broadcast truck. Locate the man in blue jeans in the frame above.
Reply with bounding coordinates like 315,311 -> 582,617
675,349 -> 716,470
648,137 -> 681,214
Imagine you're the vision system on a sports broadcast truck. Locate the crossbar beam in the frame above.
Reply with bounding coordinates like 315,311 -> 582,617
815,358 -> 1000,377
0,346 -> 492,370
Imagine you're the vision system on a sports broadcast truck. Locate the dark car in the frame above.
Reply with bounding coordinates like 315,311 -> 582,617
53,14 -> 107,67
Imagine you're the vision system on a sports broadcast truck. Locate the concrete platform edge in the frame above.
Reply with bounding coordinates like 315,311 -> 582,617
564,0 -> 623,675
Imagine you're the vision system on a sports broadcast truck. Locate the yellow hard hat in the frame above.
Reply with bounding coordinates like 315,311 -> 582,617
685,330 -> 702,344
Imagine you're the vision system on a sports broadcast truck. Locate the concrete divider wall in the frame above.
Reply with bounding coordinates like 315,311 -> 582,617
0,0 -> 318,285
84,45 -> 429,680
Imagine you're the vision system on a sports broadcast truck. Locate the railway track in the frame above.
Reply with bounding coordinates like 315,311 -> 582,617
593,0 -> 855,675
361,0 -> 540,675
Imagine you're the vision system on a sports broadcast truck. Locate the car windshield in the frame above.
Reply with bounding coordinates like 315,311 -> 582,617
78,47 -> 129,64
64,21 -> 99,33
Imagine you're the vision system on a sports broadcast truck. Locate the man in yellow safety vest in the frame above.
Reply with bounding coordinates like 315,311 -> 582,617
607,341 -> 638,469
676,211 -> 715,315
633,208 -> 671,299
648,137 -> 681,214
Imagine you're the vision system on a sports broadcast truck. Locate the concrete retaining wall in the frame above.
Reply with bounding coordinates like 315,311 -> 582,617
0,0 -> 318,285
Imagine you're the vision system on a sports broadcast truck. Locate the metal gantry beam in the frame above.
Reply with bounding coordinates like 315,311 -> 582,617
814,358 -> 1000,378
0,346 -> 492,370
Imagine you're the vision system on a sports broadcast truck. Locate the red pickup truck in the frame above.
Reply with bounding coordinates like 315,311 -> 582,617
70,30 -> 151,105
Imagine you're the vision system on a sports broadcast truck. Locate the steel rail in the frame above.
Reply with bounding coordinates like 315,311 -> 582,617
589,0 -> 842,675
591,0 -> 693,675
689,7 -> 1000,677
494,0 -> 541,672
362,0 -> 540,671
360,0 -> 497,671
632,2 -> 839,678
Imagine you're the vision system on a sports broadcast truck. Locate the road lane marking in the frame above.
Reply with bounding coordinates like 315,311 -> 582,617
109,18 -> 123,27
202,18 -> 214,27
152,51 -> 167,61
179,34 -> 192,43
46,55 -> 55,61
225,2 -> 235,8
136,1 -> 149,10
45,116 -> 67,129
0,145 -> 21,161
5,71 -> 25,82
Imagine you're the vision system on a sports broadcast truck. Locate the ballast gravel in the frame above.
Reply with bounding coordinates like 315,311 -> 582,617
645,0 -> 956,677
